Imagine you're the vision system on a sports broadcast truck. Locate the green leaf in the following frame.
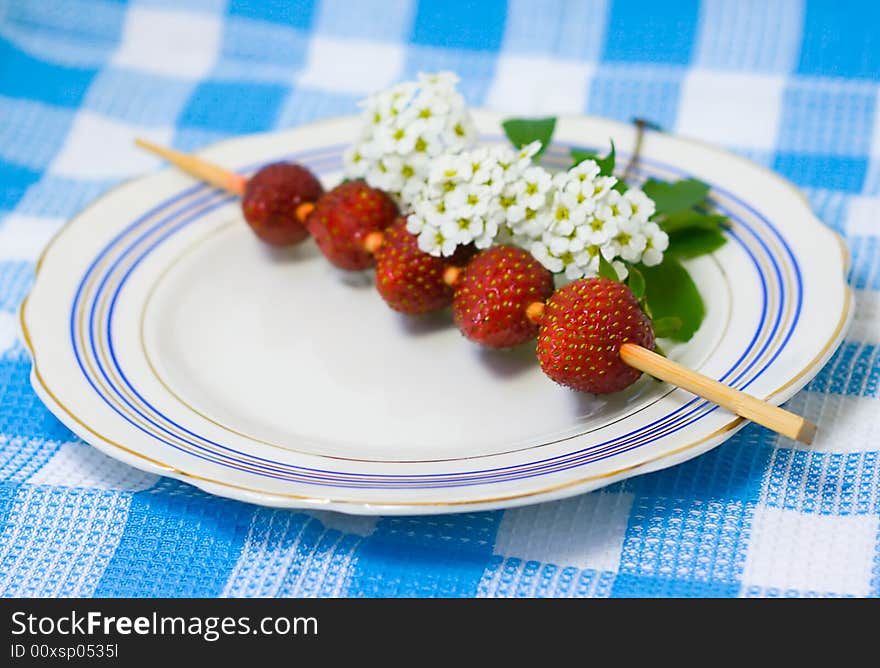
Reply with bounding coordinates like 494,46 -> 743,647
627,265 -> 645,300
570,148 -> 594,165
502,117 -> 556,157
642,178 -> 710,215
597,253 -> 619,281
652,316 -> 683,339
667,227 -> 727,258
571,140 -> 615,176
639,257 -> 705,342
659,210 -> 727,235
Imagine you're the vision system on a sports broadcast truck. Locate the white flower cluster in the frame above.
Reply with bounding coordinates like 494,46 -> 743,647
404,141 -> 545,256
346,73 -> 670,276
528,162 -> 669,281
343,72 -> 477,206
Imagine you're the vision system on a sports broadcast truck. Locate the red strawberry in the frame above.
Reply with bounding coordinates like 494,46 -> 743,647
536,277 -> 655,394
452,244 -> 554,348
241,162 -> 323,246
306,180 -> 398,270
374,218 -> 475,314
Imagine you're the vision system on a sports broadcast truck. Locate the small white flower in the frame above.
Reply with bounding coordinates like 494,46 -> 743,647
428,152 -> 473,184
518,166 -> 553,209
589,175 -> 617,200
446,183 -> 492,218
343,144 -> 369,178
418,227 -> 458,257
641,221 -> 669,266
531,240 -> 565,273
444,113 -> 478,152
548,189 -> 589,234
624,188 -> 656,222
440,215 -> 479,245
406,212 -> 427,235
609,217 -> 647,263
503,141 -> 542,175
509,206 -> 548,243
474,217 -> 498,249
600,189 -> 633,223
583,209 -> 618,246
570,159 -> 601,183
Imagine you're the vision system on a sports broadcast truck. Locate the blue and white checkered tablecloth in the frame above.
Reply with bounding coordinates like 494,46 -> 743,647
1,0 -> 878,598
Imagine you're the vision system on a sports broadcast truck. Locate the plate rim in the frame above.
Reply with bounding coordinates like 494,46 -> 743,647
18,111 -> 854,514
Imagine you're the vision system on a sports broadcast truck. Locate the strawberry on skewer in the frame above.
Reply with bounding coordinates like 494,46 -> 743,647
374,217 -> 475,314
305,180 -> 398,270
136,139 -> 322,247
534,277 -> 654,394
451,245 -> 554,348
524,277 -> 816,444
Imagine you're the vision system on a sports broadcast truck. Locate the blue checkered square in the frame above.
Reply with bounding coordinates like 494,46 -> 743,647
0,37 -> 98,107
773,153 -> 868,193
797,0 -> 880,80
227,0 -> 318,29
179,80 -> 289,133
603,0 -> 699,65
0,163 -> 41,210
411,0 -> 507,51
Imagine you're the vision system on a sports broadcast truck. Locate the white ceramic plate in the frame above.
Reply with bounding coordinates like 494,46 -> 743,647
20,111 -> 852,515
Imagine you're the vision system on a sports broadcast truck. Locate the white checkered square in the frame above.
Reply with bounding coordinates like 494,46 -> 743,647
742,507 -> 878,596
112,7 -> 221,79
307,511 -> 378,537
50,111 -> 173,179
677,70 -> 783,150
28,442 -> 159,491
487,55 -> 592,115
845,196 -> 880,236
297,36 -> 404,94
782,394 -> 880,455
0,214 -> 63,262
493,492 -> 633,571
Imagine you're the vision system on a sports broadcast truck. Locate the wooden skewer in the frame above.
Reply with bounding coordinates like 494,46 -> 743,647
134,140 -> 818,444
135,138 -> 247,196
620,343 -> 816,444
